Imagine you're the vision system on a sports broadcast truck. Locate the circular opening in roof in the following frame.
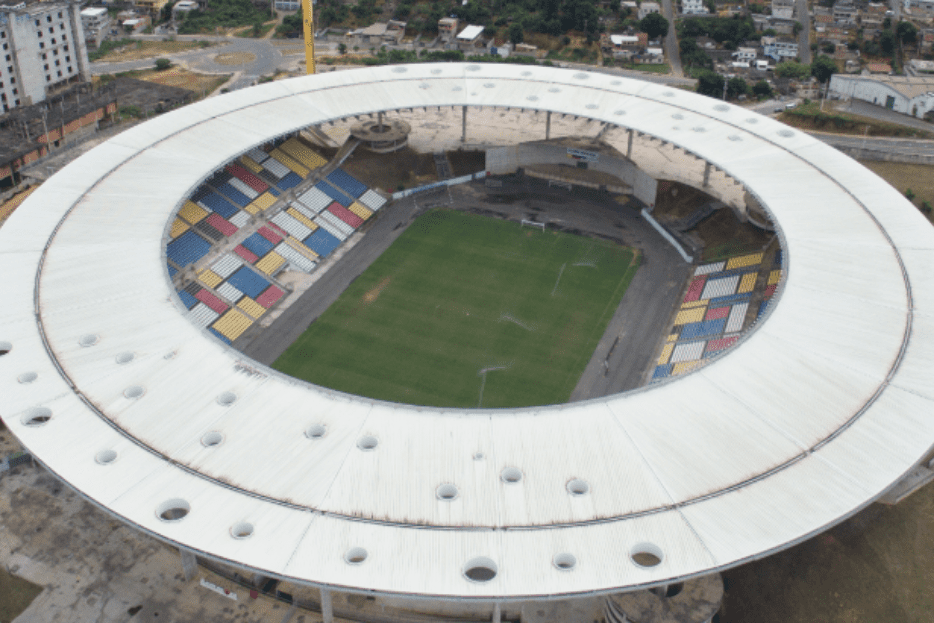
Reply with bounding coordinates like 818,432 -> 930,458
305,424 -> 327,439
566,478 -> 589,496
436,483 -> 459,501
431,68 -> 442,74
664,583 -> 684,598
714,104 -> 729,112
527,95 -> 539,101
164,350 -> 177,360
95,449 -> 117,465
483,82 -> 495,88
728,135 -> 742,141
501,467 -> 522,484
778,129 -> 794,138
521,70 -> 532,76
630,543 -> 664,568
672,113 -> 684,120
357,435 -> 378,451
614,109 -> 626,115
79,334 -> 99,347
585,103 -> 598,109
17,372 -> 38,384
0,341 -> 11,356
344,547 -> 368,564
473,452 -> 485,460
419,83 -> 430,89
156,498 -> 190,522
115,352 -> 135,365
745,118 -> 759,124
662,91 -> 675,97
201,431 -> 224,447
573,72 -> 589,79
466,65 -> 481,71
217,392 -> 237,406
452,86 -> 463,91
611,80 -> 622,85
230,521 -> 254,539
463,557 -> 498,582
553,553 -> 577,571
22,407 -> 52,427
548,87 -> 561,93
693,127 -> 707,133
391,67 -> 407,73
123,385 -> 145,399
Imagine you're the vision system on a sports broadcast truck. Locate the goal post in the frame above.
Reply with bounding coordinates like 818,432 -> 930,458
521,219 -> 546,232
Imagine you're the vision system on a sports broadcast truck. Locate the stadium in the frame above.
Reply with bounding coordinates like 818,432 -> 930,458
1,63 -> 934,623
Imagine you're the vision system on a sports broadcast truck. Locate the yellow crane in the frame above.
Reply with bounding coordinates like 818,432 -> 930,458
302,0 -> 315,74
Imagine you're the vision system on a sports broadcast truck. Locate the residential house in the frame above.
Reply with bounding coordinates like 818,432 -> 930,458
772,0 -> 795,20
762,36 -> 799,60
832,2 -> 859,25
438,17 -> 459,42
682,0 -> 709,15
80,7 -> 109,48
638,2 -> 661,19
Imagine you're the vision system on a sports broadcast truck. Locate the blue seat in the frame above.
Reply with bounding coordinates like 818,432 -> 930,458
215,181 -> 250,208
303,229 -> 341,258
326,169 -> 367,198
199,191 -> 239,219
314,181 -> 351,207
679,318 -> 727,341
177,289 -> 198,309
277,172 -> 303,190
242,232 -> 275,258
226,266 -> 271,299
167,263 -> 178,278
652,364 -> 673,380
707,293 -> 751,307
209,327 -> 232,344
166,231 -> 211,267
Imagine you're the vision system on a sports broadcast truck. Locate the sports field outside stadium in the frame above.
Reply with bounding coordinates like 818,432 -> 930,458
274,210 -> 640,408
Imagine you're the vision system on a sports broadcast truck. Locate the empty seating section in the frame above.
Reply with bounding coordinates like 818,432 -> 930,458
671,341 -> 706,363
246,147 -> 269,164
359,189 -> 386,211
245,192 -> 277,215
737,272 -> 757,294
217,281 -> 244,302
170,218 -> 189,238
168,263 -> 178,278
672,360 -> 703,375
197,191 -> 239,219
239,156 -> 264,174
198,268 -> 223,289
242,232 -> 275,258
681,300 -> 707,310
228,177 -> 260,200
189,303 -> 220,328
215,181 -> 252,208
280,138 -> 327,170
764,284 -> 777,298
256,285 -> 285,308
758,299 -> 771,318
285,236 -> 319,260
706,336 -> 739,353
256,251 -> 286,275
298,187 -> 332,214
167,231 -> 211,267
261,155 -> 291,179
328,202 -> 365,229
315,212 -> 350,241
707,293 -> 751,307
272,211 -> 314,240
195,288 -> 228,314
290,202 -> 317,222
237,297 -> 266,319
179,201 -> 208,224
694,261 -> 725,276
177,289 -> 198,309
212,254 -> 243,278
768,269 -> 782,286
303,229 -> 341,258
704,306 -> 730,321
287,207 -> 317,230
683,276 -> 706,302
206,213 -> 238,237
275,242 -> 317,273
725,253 -> 763,271
212,309 -> 253,342
326,168 -> 368,198
227,266 -> 272,299
315,181 -> 352,207
700,275 -> 739,300
774,249 -> 782,267
679,318 -> 726,340
674,307 -> 705,326
226,163 -> 269,193
725,302 -> 748,333
269,149 -> 309,177
348,201 -> 374,221
652,363 -> 673,380
234,245 -> 259,263
276,172 -> 303,190
258,225 -> 283,244
208,328 -> 232,345
230,211 -> 250,229
195,220 -> 224,242
657,343 -> 674,365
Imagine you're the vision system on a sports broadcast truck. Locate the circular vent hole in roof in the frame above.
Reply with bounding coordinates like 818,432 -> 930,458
431,68 -> 442,74
0,341 -> 11,356
79,334 -> 99,347
436,483 -> 459,501
778,129 -> 794,137
574,72 -> 589,79
501,467 -> 522,484
201,431 -> 224,447
164,350 -> 177,360
123,385 -> 145,399
391,66 -> 407,73
548,87 -> 561,93
586,103 -> 598,109
611,80 -> 622,85
473,452 -> 485,460
344,547 -> 368,564
567,478 -> 589,496
553,553 -> 577,571
714,104 -> 729,112
463,557 -> 498,582
156,498 -> 190,522
728,135 -> 742,141
22,407 -> 52,427
357,435 -> 378,451
305,424 -> 327,439
483,82 -> 495,88
452,86 -> 463,91
115,352 -> 135,365
614,109 -> 626,115
18,372 -> 38,384
662,91 -> 675,97
217,392 -> 237,406
630,543 -> 664,568
672,113 -> 684,120
95,449 -> 117,465
466,64 -> 481,71
745,117 -> 759,124
230,521 -> 254,539
527,95 -> 539,101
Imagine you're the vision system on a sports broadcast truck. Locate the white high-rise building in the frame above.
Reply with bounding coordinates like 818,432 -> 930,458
682,0 -> 709,15
0,1 -> 90,113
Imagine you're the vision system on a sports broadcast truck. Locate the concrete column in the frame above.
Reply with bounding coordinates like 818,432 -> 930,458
545,111 -> 551,140
492,602 -> 502,623
703,162 -> 712,188
461,106 -> 467,142
320,588 -> 334,623
179,548 -> 197,581
627,130 -> 633,159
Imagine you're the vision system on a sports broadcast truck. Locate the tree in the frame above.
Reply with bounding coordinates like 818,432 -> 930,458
338,42 -> 347,55
897,21 -> 918,45
880,30 -> 896,55
811,54 -> 837,83
774,60 -> 811,80
154,58 -> 171,70
727,76 -> 749,99
906,188 -> 916,201
793,21 -> 803,36
696,69 -> 725,98
752,79 -> 772,98
639,13 -> 669,39
509,23 -> 524,45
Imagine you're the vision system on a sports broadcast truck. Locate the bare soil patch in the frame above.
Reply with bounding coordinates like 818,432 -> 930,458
213,51 -> 256,66
340,147 -> 438,192
858,160 -> 934,224
96,40 -> 212,63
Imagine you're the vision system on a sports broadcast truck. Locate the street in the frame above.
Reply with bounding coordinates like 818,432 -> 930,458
796,0 -> 811,64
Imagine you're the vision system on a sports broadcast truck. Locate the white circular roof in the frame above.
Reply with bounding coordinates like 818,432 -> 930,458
2,63 -> 934,600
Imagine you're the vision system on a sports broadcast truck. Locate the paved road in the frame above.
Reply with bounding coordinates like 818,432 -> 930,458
839,99 -> 934,133
796,0 -> 811,64
813,133 -> 934,157
660,0 -> 684,78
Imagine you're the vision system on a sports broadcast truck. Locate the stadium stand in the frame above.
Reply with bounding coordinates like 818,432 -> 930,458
258,225 -> 283,244
237,296 -> 266,319
680,318 -> 727,340
214,181 -> 252,208
276,172 -> 303,191
197,190 -> 239,219
725,252 -> 763,270
256,251 -> 286,275
245,192 -> 278,215
189,303 -> 220,328
246,147 -> 269,164
358,189 -> 387,211
227,266 -> 272,299
261,155 -> 291,179
228,177 -> 260,200
326,168 -> 368,198
239,156 -> 264,174
206,213 -> 238,237
195,288 -> 229,314
671,341 -> 706,363
303,229 -> 341,257
279,138 -> 327,170
737,272 -> 756,294
272,211 -> 314,240
269,149 -> 309,177
256,284 -> 285,308
227,163 -> 269,193
212,309 -> 253,342
276,242 -> 317,273
694,261 -> 724,275
167,231 -> 211,267
242,232 -> 276,258
315,181 -> 352,207
297,187 -> 333,214
287,206 -> 318,230
170,218 -> 189,238
168,264 -> 178,278
704,306 -> 730,321
315,213 -> 350,241
177,289 -> 198,309
198,268 -> 223,289
208,328 -> 232,344
212,254 -> 243,279
217,281 -> 244,302
683,276 -> 706,302
328,202 -> 365,229
700,275 -> 739,300
234,245 -> 259,263
230,211 -> 250,229
348,201 -> 374,221
195,220 -> 224,242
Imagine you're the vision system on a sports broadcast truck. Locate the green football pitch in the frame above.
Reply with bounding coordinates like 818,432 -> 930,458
273,209 -> 640,408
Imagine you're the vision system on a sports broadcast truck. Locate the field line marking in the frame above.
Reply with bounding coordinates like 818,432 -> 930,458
551,262 -> 567,297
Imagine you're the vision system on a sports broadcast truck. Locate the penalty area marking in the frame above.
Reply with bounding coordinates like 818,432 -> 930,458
477,366 -> 508,408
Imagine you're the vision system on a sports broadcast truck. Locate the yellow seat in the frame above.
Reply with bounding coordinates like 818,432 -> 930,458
212,309 -> 253,341
198,269 -> 223,288
737,272 -> 757,294
674,307 -> 706,326
240,155 -> 264,174
287,207 -> 317,230
269,149 -> 309,177
170,218 -> 189,238
725,253 -> 763,271
256,251 -> 286,275
673,360 -> 703,376
237,297 -> 266,319
285,236 -> 319,260
768,269 -> 782,286
179,201 -> 208,224
658,343 -> 674,365
348,201 -> 373,221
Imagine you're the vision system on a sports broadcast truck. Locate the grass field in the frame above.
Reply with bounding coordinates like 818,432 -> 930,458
274,210 -> 639,408
0,568 -> 42,622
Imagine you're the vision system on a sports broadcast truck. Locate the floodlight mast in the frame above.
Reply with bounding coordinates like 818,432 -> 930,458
302,0 -> 315,75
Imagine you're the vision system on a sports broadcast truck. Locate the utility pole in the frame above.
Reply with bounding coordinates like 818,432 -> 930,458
302,0 -> 315,74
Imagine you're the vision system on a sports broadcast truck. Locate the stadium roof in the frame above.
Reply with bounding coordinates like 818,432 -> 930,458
2,63 -> 934,601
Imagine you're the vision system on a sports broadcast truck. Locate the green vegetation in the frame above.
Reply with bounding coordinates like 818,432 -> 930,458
774,59 -> 811,80
0,568 -> 43,622
810,54 -> 837,83
274,210 -> 639,408
639,12 -> 669,39
154,58 -> 171,70
678,15 -> 757,50
616,62 -> 672,74
177,0 -> 269,34
87,38 -> 136,62
235,21 -> 276,38
780,101 -> 934,138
